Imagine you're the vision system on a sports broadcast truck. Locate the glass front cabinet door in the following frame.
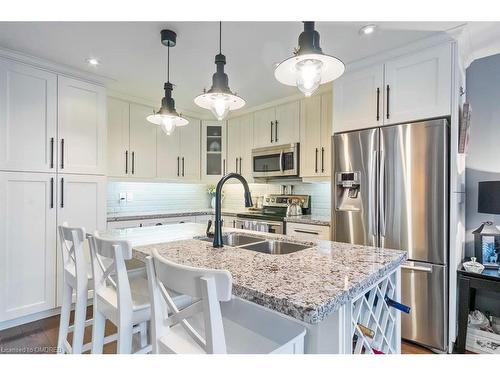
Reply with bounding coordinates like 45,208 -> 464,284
201,120 -> 226,181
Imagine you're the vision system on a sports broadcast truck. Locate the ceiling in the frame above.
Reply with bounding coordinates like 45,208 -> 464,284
0,22 -> 463,116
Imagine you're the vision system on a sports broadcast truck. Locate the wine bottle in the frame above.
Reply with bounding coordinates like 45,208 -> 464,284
357,323 -> 375,339
385,296 -> 411,314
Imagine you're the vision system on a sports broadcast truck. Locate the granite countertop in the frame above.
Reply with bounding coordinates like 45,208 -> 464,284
284,214 -> 331,226
107,209 -> 244,222
102,223 -> 406,324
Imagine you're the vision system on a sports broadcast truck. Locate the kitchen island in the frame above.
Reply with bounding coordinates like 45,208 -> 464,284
101,223 -> 407,354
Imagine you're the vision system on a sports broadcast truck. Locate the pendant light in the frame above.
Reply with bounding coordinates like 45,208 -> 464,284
194,22 -> 245,121
147,29 -> 188,135
274,21 -> 345,97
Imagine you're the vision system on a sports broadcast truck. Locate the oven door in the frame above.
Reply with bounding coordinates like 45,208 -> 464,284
252,144 -> 298,178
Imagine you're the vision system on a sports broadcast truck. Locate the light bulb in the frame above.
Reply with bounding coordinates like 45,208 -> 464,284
209,94 -> 230,121
160,116 -> 176,135
296,59 -> 323,97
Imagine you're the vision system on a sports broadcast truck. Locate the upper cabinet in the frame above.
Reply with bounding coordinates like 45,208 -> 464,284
253,101 -> 300,148
226,113 -> 254,179
333,64 -> 384,132
157,117 -> 201,181
201,120 -> 226,181
129,103 -> 157,179
58,76 -> 106,175
300,91 -> 332,178
384,43 -> 452,125
107,97 -> 130,178
333,43 -> 452,133
0,59 -> 57,173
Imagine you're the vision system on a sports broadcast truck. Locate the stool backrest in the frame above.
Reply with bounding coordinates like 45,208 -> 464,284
58,223 -> 87,285
146,248 -> 232,354
88,233 -> 133,312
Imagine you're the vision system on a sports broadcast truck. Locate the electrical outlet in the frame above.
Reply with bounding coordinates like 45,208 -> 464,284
126,192 -> 134,202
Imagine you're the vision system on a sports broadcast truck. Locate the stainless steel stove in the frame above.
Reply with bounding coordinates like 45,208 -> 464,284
235,194 -> 310,234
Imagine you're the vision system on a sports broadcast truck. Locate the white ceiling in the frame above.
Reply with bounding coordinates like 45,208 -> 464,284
0,21 -> 463,115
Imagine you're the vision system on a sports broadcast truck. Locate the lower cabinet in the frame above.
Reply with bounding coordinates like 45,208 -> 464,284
0,172 -> 57,322
0,171 -> 107,322
285,222 -> 331,241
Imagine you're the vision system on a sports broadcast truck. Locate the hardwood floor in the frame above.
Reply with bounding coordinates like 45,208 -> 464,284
1,310 -> 438,354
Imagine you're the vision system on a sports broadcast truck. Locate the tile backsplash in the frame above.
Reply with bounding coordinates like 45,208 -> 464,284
107,182 -> 211,215
107,181 -> 331,217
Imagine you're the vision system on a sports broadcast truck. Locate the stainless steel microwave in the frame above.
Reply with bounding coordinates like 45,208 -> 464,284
251,143 -> 299,178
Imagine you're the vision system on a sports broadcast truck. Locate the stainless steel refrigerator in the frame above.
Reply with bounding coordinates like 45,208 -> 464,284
332,118 -> 449,351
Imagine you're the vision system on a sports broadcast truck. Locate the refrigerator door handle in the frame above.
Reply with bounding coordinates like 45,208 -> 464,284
370,150 -> 377,237
379,149 -> 386,237
401,264 -> 433,273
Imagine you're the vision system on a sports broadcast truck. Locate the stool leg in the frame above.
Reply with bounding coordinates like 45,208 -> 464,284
117,323 -> 133,354
57,283 -> 73,354
91,304 -> 106,354
139,321 -> 148,348
72,286 -> 87,354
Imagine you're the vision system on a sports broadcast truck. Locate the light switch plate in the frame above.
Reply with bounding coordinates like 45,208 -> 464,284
126,192 -> 134,202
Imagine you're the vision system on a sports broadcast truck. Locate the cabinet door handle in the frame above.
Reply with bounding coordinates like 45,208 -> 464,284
125,150 -> 128,174
275,120 -> 278,143
235,157 -> 238,173
131,151 -> 135,174
315,148 -> 318,173
294,229 -> 320,235
177,156 -> 180,177
50,137 -> 54,169
223,159 -> 226,175
239,157 -> 242,175
386,84 -> 390,120
50,177 -> 54,209
182,157 -> 185,177
270,121 -> 274,143
60,177 -> 64,208
321,147 -> 325,173
376,87 -> 380,121
60,139 -> 65,169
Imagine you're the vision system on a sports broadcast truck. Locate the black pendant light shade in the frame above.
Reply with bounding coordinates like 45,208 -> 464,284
147,29 -> 188,135
274,21 -> 345,97
194,22 -> 245,121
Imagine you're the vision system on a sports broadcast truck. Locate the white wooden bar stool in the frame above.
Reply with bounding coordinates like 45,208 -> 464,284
145,248 -> 306,354
88,233 -> 153,354
57,224 -> 93,354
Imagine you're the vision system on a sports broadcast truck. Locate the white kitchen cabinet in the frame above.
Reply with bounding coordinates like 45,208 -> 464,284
253,102 -> 300,148
56,173 -> 106,306
195,214 -> 236,228
107,97 -> 130,178
300,91 -> 332,178
58,76 -> 106,175
332,64 -> 384,133
333,43 -> 452,133
275,101 -> 300,145
178,118 -> 201,181
253,107 -> 275,148
0,59 -> 58,173
129,103 -> 157,178
0,172 -> 57,322
286,222 -> 330,241
157,118 -> 201,181
226,114 -> 253,179
384,43 -> 452,125
201,120 -> 226,181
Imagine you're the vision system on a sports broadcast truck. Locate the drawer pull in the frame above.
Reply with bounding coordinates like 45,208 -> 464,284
294,229 -> 319,235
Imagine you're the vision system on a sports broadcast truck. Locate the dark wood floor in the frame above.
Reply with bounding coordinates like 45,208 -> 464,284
0,309 -> 435,354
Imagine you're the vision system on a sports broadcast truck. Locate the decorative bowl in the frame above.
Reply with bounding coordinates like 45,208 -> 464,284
463,257 -> 485,274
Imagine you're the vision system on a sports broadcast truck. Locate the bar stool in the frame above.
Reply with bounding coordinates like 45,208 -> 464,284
57,224 -> 93,354
88,233 -> 153,354
57,224 -> 146,354
145,248 -> 306,354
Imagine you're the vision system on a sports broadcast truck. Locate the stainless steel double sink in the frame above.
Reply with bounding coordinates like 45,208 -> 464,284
198,233 -> 310,255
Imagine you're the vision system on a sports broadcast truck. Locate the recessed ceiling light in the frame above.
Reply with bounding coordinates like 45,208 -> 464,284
85,57 -> 100,66
359,24 -> 377,36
